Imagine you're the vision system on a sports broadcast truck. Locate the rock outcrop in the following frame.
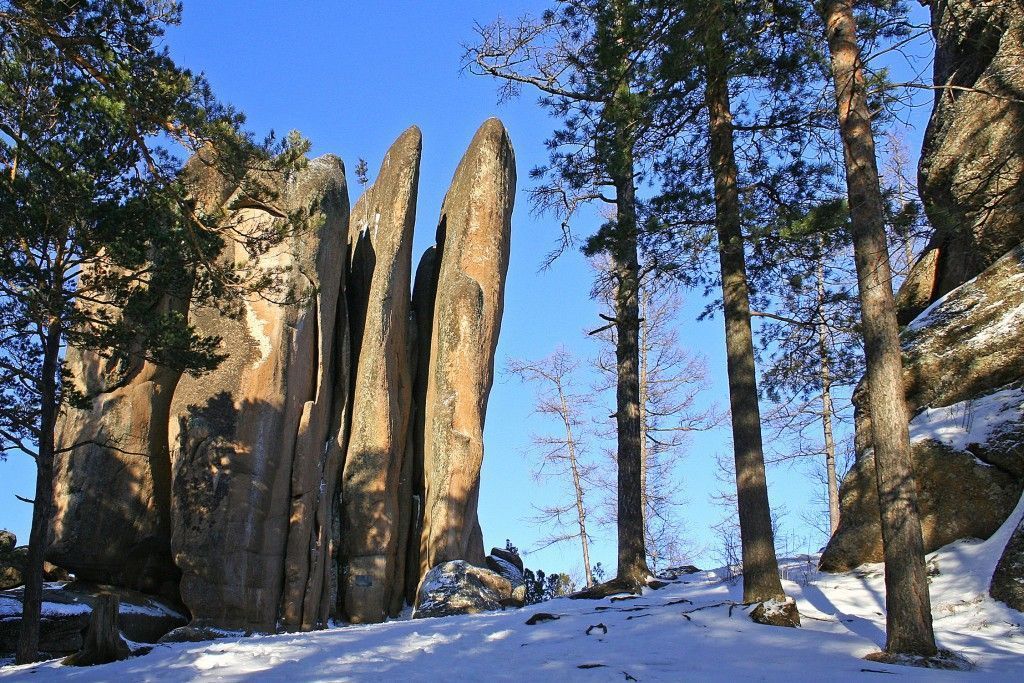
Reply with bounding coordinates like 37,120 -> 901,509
0,583 -> 186,659
412,560 -> 514,619
43,120 -> 516,632
45,151 -> 235,598
169,156 -> 349,632
821,246 -> 1024,571
900,0 -> 1024,322
340,127 -> 420,623
417,118 -> 515,578
991,502 -> 1024,611
47,334 -> 185,597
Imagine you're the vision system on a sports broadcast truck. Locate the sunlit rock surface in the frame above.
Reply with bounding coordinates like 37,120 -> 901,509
417,118 -> 515,578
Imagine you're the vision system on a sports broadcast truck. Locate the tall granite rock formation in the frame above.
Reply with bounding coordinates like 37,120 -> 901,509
899,0 -> 1024,323
406,245 -> 438,603
340,127 -> 420,623
47,151 -> 235,598
169,156 -> 349,632
416,118 -> 515,580
46,121 -> 516,632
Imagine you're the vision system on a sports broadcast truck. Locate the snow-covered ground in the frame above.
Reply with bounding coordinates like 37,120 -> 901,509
3,502 -> 1023,682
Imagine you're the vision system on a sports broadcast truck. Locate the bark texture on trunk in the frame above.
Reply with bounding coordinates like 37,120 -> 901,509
611,172 -> 650,587
16,324 -> 61,664
823,0 -> 937,657
704,6 -> 786,604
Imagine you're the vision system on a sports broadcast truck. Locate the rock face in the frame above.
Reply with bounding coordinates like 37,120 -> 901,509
47,292 -> 189,598
46,151 -> 234,598
412,560 -> 513,619
821,246 -> 1024,571
991,504 -> 1024,611
340,127 -> 420,623
417,118 -> 515,579
42,120 -> 517,632
169,156 -> 349,632
0,583 -> 186,658
902,0 -> 1024,322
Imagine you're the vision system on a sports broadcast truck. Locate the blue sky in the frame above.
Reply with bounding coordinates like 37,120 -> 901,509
0,1 -> 934,583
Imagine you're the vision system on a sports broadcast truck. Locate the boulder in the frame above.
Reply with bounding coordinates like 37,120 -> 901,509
418,118 -> 515,577
0,545 -> 26,591
169,155 -> 349,632
750,597 -> 801,628
822,246 -> 1024,571
658,565 -> 701,580
0,531 -> 15,554
904,0 -> 1024,321
340,127 -> 420,624
488,546 -> 524,573
412,560 -> 513,619
486,550 -> 526,606
0,582 -> 186,658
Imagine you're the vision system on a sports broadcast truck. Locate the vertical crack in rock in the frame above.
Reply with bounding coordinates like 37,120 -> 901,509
417,118 -> 516,587
340,127 -> 420,624
169,156 -> 349,632
47,149 -> 236,600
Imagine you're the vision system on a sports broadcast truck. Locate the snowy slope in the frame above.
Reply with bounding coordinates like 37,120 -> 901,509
3,509 -> 1023,682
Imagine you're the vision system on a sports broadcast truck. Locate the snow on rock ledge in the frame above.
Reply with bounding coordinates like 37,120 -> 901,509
821,245 -> 1024,572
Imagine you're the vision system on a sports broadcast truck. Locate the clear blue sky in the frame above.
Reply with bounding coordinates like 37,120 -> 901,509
0,1 -> 934,583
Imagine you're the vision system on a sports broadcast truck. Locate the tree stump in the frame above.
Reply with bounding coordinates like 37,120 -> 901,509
62,593 -> 131,666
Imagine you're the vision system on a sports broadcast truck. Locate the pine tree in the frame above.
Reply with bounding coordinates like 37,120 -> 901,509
819,0 -> 937,657
0,0 -> 306,662
467,0 -> 687,588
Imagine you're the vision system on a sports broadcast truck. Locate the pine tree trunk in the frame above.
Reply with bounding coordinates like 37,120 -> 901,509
703,4 -> 786,605
816,252 -> 841,534
603,0 -> 650,587
16,324 -> 61,664
62,593 -> 131,666
822,0 -> 937,657
611,173 -> 650,587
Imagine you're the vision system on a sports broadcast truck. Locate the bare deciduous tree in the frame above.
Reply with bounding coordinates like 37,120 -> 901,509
508,347 -> 597,588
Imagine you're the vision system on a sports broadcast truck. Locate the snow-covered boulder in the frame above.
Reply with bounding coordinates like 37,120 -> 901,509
821,245 -> 1024,571
485,549 -> 526,607
0,582 -> 186,658
413,561 -> 513,619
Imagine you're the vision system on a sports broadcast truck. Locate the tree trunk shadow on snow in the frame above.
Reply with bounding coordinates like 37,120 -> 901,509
798,581 -> 886,647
